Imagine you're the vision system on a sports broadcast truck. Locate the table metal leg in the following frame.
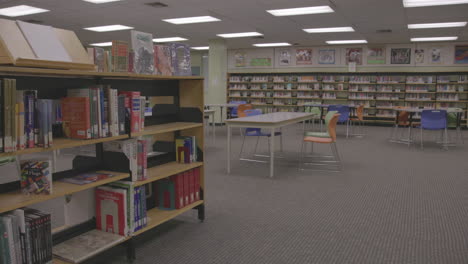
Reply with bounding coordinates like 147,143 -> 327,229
227,124 -> 231,174
220,106 -> 224,126
212,113 -> 216,143
269,127 -> 275,178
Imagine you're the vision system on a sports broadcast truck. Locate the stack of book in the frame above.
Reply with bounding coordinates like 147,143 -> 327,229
0,208 -> 52,264
154,167 -> 201,210
175,136 -> 198,164
95,183 -> 147,236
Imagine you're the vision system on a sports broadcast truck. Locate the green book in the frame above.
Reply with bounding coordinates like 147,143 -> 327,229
0,217 -> 11,264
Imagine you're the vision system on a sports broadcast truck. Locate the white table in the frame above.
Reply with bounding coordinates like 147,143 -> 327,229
226,112 -> 316,178
204,109 -> 216,143
205,103 -> 238,125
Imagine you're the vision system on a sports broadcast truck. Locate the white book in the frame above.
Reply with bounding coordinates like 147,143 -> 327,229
113,89 -> 119,136
2,215 -> 17,264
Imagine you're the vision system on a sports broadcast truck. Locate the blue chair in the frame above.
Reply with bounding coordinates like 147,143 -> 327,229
239,109 -> 283,157
229,101 -> 246,118
328,105 -> 351,138
419,110 -> 448,150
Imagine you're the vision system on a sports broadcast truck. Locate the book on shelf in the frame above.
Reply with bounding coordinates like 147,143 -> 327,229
175,136 -> 197,164
59,172 -> 115,185
53,229 -> 125,264
118,91 -> 142,133
20,159 -> 52,195
169,43 -> 191,76
61,97 -> 92,140
95,186 -> 128,236
154,45 -> 173,76
87,47 -> 105,72
130,30 -> 155,75
154,167 -> 200,210
111,41 -> 129,73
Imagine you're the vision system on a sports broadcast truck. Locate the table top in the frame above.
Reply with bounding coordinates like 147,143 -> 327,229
226,112 -> 315,125
393,107 -> 464,113
206,104 -> 238,107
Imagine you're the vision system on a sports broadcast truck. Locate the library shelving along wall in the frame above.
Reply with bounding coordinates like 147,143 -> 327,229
0,66 -> 205,264
227,72 -> 468,124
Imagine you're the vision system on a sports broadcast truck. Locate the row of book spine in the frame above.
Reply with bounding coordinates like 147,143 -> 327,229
175,136 -> 197,164
154,168 -> 201,210
0,208 -> 52,264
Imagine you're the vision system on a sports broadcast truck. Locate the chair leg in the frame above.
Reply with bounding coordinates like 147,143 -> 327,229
239,134 -> 247,157
331,142 -> 342,170
300,140 -> 306,170
420,128 -> 423,150
346,120 -> 349,138
253,136 -> 260,155
444,128 -> 449,151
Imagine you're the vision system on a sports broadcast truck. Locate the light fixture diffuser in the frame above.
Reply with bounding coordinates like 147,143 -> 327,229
411,36 -> 458,41
217,32 -> 263,38
326,40 -> 368,44
90,42 -> 113,47
153,37 -> 188,43
82,0 -> 122,3
253,43 -> 291,47
267,6 -> 334,16
0,5 -> 49,17
162,16 -> 220,25
408,22 -> 467,29
303,27 -> 355,33
403,0 -> 468,7
192,46 -> 209,50
84,24 -> 133,32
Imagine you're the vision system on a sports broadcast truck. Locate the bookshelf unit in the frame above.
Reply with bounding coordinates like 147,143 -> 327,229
0,66 -> 205,263
227,72 -> 468,125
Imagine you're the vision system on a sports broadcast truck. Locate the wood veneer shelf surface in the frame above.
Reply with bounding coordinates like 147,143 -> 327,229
0,66 -> 203,80
131,122 -> 203,137
134,162 -> 203,187
0,134 -> 129,158
0,171 -> 129,214
133,200 -> 204,236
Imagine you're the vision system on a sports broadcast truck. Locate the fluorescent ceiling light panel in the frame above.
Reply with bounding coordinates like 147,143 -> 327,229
267,6 -> 334,16
217,32 -> 263,38
408,22 -> 467,29
403,0 -> 468,7
163,16 -> 220,25
411,36 -> 458,41
82,0 -> 122,3
153,37 -> 188,42
84,24 -> 133,32
303,27 -> 355,33
192,46 -> 209,50
0,5 -> 49,17
326,40 -> 368,44
90,42 -> 113,47
253,42 -> 291,47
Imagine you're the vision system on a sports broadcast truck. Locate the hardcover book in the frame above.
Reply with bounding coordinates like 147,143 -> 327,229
154,45 -> 173,76
169,43 -> 191,76
20,159 -> 52,194
95,186 -> 128,236
130,30 -> 155,74
61,97 -> 92,139
111,41 -> 129,72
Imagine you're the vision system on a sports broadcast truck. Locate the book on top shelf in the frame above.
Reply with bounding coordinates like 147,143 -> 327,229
111,41 -> 129,73
130,30 -> 155,75
154,45 -> 173,76
169,43 -> 191,76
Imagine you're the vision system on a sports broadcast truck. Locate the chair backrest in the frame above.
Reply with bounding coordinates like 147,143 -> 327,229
421,110 -> 447,130
229,101 -> 247,116
397,111 -> 409,125
328,105 -> 350,123
237,104 -> 253,117
327,114 -> 341,142
356,105 -> 364,121
324,111 -> 338,127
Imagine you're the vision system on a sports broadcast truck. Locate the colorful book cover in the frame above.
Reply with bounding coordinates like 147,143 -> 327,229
118,95 -> 126,135
130,30 -> 154,74
107,181 -> 136,235
111,40 -> 129,72
61,97 -> 91,139
20,160 -> 52,194
94,47 -> 105,72
170,174 -> 184,209
118,91 -> 141,133
169,43 -> 191,76
154,45 -> 173,76
95,186 -> 127,236
59,172 -> 114,185
24,91 -> 35,148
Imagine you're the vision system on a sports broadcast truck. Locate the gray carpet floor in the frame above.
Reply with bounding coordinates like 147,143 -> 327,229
89,124 -> 468,264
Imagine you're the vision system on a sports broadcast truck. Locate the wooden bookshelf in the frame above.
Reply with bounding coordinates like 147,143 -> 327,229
131,122 -> 203,137
0,171 -> 129,214
134,162 -> 203,187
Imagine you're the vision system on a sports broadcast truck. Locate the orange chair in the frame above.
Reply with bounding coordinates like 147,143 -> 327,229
300,113 -> 341,171
389,109 -> 419,144
237,104 -> 253,118
350,105 -> 365,137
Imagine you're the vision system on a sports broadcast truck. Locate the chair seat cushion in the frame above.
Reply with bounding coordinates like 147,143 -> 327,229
304,131 -> 329,138
303,136 -> 333,143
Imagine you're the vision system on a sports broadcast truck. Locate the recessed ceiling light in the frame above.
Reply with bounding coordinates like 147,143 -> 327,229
0,5 -> 49,17
82,0 -> 122,3
217,32 -> 263,38
192,46 -> 209,50
253,42 -> 291,47
408,22 -> 467,29
303,27 -> 355,33
403,0 -> 468,7
84,25 -> 134,32
90,42 -> 113,47
326,40 -> 368,44
162,16 -> 220,25
267,6 -> 334,16
153,37 -> 188,43
411,36 -> 458,41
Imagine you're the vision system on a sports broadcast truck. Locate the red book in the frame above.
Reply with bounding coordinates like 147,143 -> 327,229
118,91 -> 141,133
95,187 -> 127,236
189,169 -> 195,204
170,174 -> 184,209
183,171 -> 190,206
61,97 -> 91,139
194,168 -> 200,201
141,139 -> 147,180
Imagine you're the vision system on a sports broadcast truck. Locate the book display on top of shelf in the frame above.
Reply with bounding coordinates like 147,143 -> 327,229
130,30 -> 155,75
170,43 -> 192,76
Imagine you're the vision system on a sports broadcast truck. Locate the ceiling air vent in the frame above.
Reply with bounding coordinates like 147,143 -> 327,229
25,19 -> 43,24
376,29 -> 392,33
252,36 -> 264,39
144,2 -> 168,8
